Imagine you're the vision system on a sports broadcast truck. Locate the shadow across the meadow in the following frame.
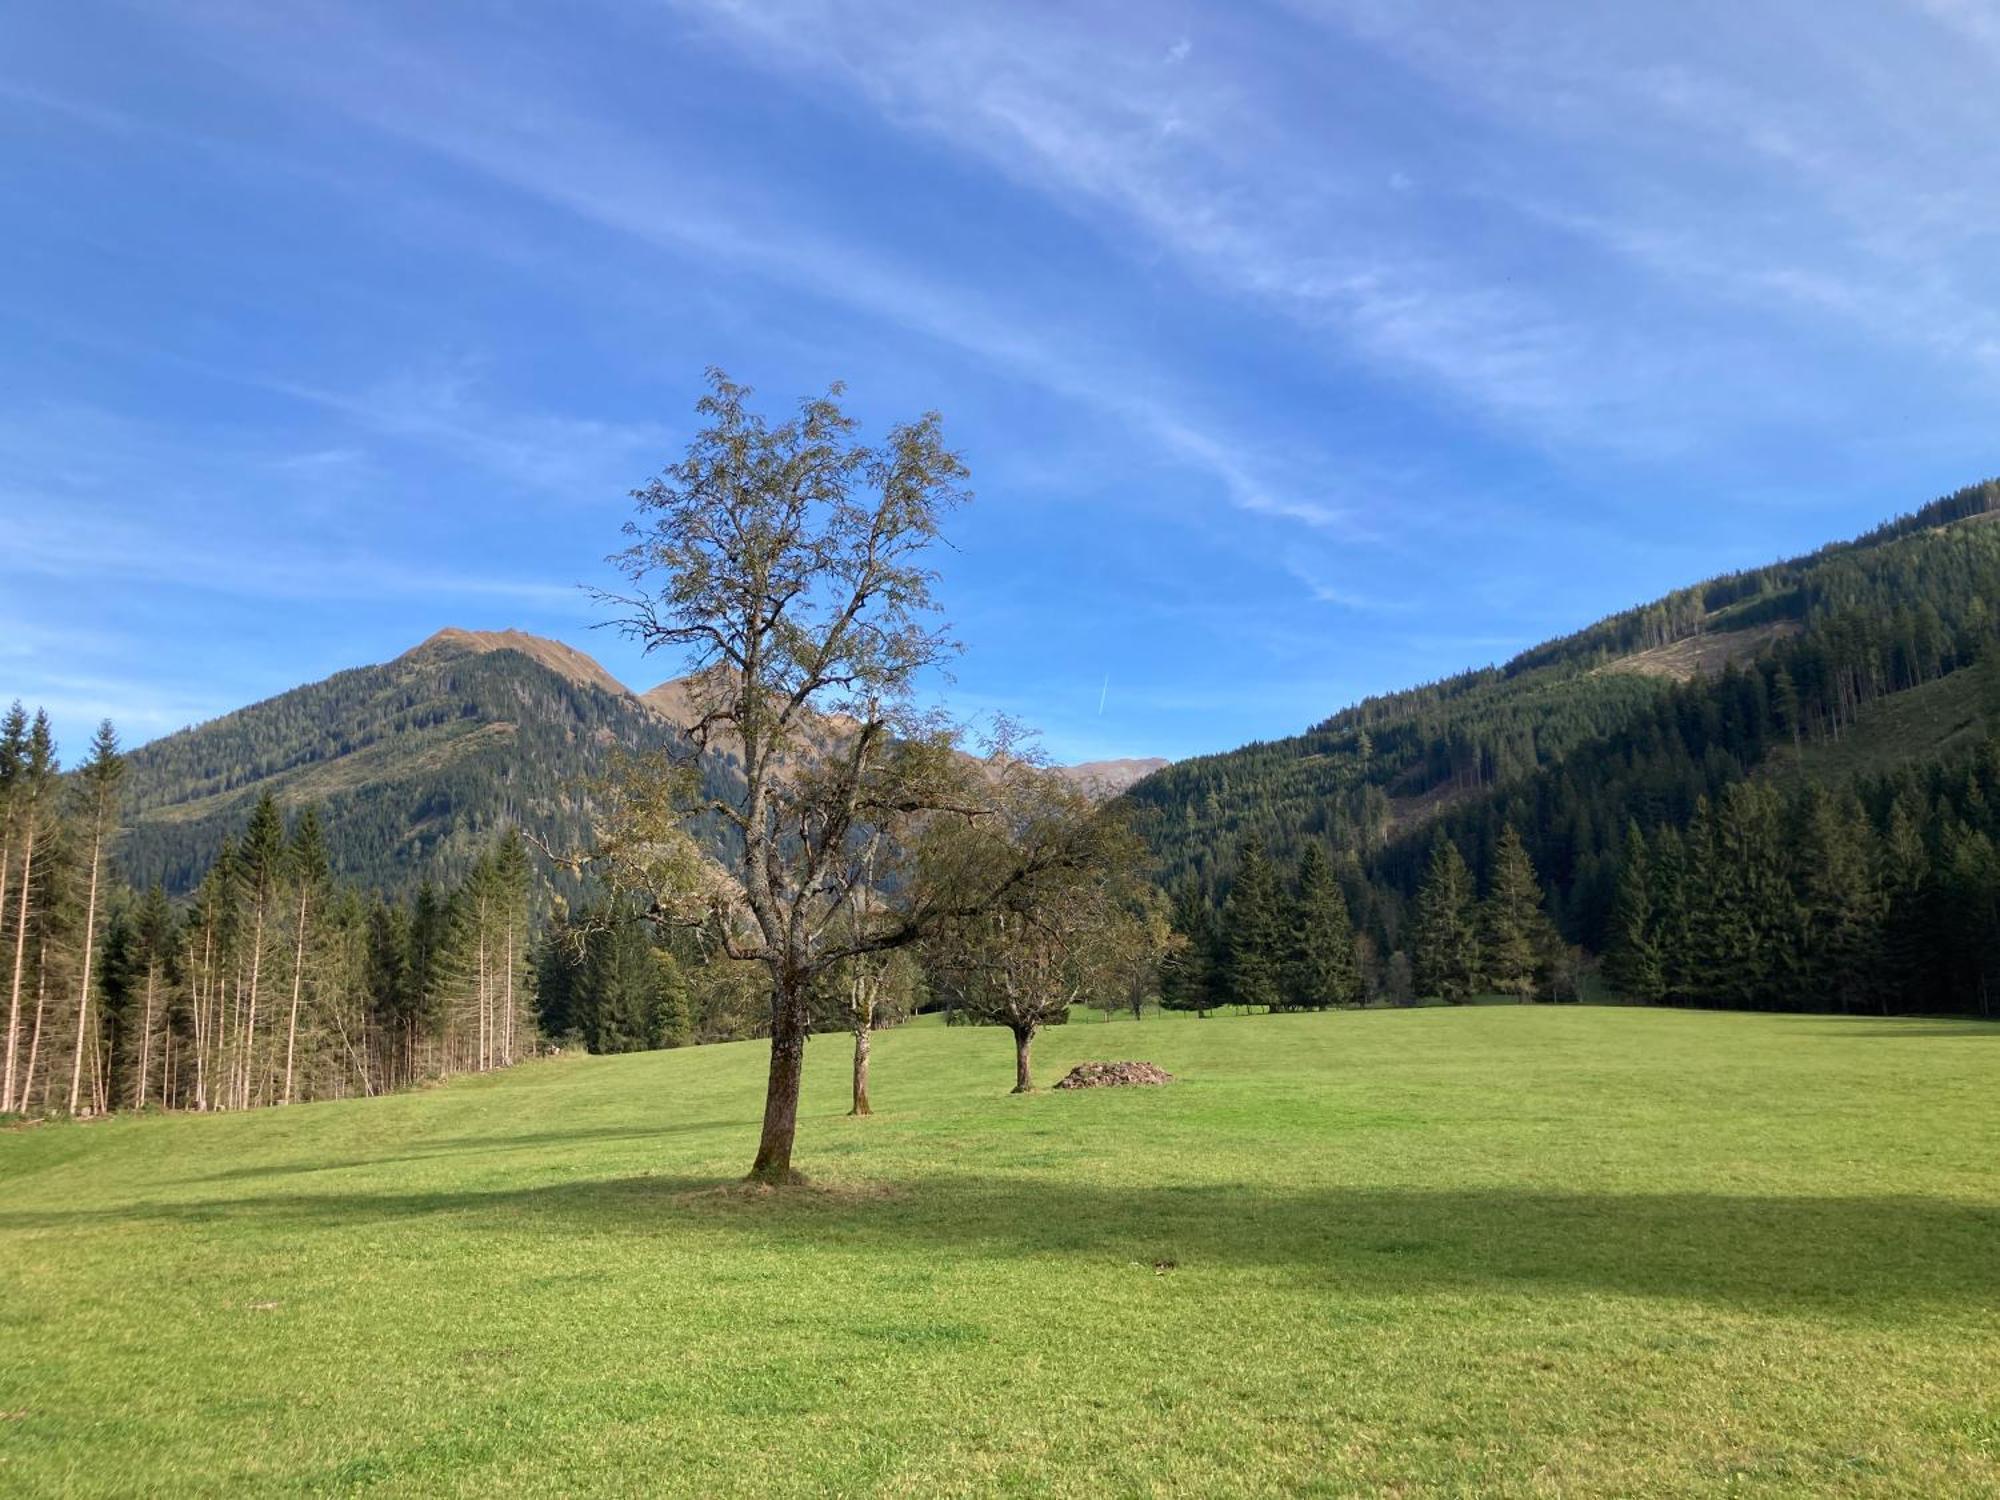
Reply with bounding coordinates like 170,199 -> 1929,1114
182,1120 -> 746,1184
8,1171 -> 1996,1316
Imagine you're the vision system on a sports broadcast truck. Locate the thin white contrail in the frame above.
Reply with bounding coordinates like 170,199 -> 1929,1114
1098,674 -> 1109,714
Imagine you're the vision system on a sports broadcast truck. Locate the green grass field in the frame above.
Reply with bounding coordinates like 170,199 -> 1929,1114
4,1007 -> 1998,1497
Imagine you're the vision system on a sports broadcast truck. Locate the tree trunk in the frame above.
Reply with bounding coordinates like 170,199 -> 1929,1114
1011,1024 -> 1035,1093
242,907 -> 266,1110
748,972 -> 809,1184
282,884 -> 310,1105
3,816 -> 34,1112
850,1014 -> 872,1117
67,830 -> 103,1115
135,963 -> 157,1110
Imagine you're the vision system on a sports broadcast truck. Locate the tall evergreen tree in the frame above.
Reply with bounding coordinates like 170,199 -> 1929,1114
1412,835 -> 1480,1002
1222,837 -> 1284,1011
1284,843 -> 1360,1009
1481,826 -> 1544,1002
1604,823 -> 1663,1002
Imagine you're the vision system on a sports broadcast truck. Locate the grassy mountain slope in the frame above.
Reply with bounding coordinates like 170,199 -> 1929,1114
3,1006 -> 1995,1495
1126,480 -> 2000,907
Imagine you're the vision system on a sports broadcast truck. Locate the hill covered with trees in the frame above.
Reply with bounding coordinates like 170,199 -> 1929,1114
1133,479 -> 2000,1016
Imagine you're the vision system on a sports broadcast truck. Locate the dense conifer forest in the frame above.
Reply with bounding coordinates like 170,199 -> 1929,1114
1134,481 -> 2000,1017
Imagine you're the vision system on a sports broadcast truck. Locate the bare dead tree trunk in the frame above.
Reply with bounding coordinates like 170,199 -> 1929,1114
281,882 -> 311,1105
66,826 -> 105,1114
241,909 -> 266,1110
2,816 -> 35,1112
135,962 -> 158,1110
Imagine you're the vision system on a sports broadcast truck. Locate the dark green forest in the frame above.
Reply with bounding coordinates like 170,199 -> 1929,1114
1132,480 -> 2000,1017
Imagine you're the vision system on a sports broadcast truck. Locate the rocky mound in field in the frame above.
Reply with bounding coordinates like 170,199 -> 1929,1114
1053,1061 -> 1174,1089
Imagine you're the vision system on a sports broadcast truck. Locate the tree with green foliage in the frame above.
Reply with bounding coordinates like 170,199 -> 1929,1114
1284,843 -> 1360,1009
1412,835 -> 1480,1002
1604,824 -> 1663,1002
1793,787 -> 1884,1013
1159,884 -> 1219,1018
1222,837 -> 1284,1010
1481,826 -> 1544,1002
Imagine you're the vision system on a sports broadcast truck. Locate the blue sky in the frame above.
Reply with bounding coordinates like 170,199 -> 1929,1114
5,1 -> 1999,765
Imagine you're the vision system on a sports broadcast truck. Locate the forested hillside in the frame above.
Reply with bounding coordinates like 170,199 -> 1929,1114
116,631 -> 732,903
1135,479 -> 2000,1014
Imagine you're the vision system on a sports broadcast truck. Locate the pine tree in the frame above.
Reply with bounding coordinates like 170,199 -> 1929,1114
1412,835 -> 1480,1002
1481,826 -> 1543,1002
1284,843 -> 1360,1009
1222,837 -> 1284,1011
1794,787 -> 1884,1013
1604,823 -> 1663,1002
131,884 -> 173,1109
1159,884 -> 1218,1017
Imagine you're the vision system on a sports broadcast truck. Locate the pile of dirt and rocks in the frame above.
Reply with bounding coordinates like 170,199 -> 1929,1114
1052,1061 -> 1175,1090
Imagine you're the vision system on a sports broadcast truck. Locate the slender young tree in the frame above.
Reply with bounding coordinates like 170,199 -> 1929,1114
66,721 -> 123,1115
280,806 -> 328,1105
3,710 -> 54,1113
131,884 -> 172,1109
234,792 -> 286,1109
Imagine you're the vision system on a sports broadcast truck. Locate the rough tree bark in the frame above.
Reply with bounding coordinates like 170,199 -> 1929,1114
1011,1023 -> 1036,1094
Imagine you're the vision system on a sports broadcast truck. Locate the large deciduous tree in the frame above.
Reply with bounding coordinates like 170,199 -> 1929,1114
586,372 -> 1092,1182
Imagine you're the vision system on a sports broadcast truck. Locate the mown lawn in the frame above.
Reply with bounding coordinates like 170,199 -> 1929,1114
3,1006 -> 1998,1497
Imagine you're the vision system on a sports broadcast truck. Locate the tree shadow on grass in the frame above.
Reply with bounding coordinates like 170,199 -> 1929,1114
7,1173 -> 1997,1317
181,1120 -> 749,1184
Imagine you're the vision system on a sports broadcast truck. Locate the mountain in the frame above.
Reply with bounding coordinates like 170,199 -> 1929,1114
1123,478 -> 2000,950
116,629 -> 1161,899
118,631 -> 699,901
1057,758 -> 1170,797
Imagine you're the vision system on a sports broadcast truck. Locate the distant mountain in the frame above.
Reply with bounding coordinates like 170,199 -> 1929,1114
1057,757 -> 1171,797
116,629 -> 1162,899
1125,478 -> 2000,949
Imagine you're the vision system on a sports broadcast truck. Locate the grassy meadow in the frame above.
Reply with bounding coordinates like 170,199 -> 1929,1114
3,1006 -> 1998,1497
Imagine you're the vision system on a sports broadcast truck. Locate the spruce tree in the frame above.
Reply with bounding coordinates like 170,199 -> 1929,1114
1794,787 -> 1883,1013
1481,826 -> 1543,1002
1222,838 -> 1284,1011
1284,843 -> 1360,1009
1604,823 -> 1663,1002
1412,834 -> 1480,1002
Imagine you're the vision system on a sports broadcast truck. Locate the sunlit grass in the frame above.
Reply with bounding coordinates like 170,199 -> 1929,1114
3,1007 -> 1998,1496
